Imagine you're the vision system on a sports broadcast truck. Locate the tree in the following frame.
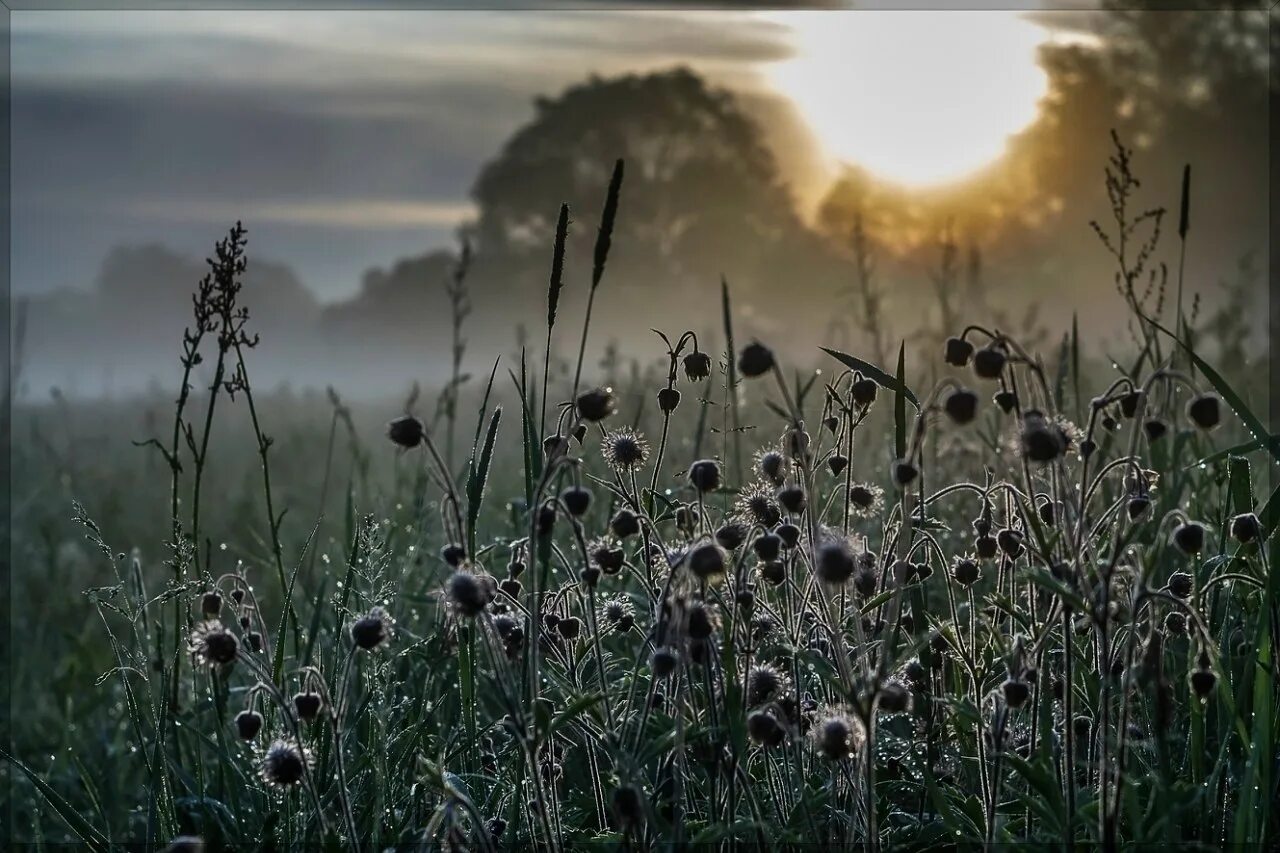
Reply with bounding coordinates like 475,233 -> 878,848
467,68 -> 831,324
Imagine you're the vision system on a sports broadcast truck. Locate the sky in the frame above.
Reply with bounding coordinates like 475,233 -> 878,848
12,7 -> 1075,303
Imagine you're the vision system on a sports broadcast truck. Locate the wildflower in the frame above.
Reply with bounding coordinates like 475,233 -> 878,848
1127,495 -> 1151,520
260,739 -> 311,788
447,570 -> 490,617
234,709 -> 263,741
776,483 -> 806,515
610,508 -> 641,538
556,616 -> 581,640
685,540 -> 727,580
1119,391 -> 1141,418
1020,411 -> 1065,463
944,388 -> 979,425
189,620 -> 238,668
560,485 -> 592,517
735,481 -> 782,529
1167,571 -> 1194,599
827,454 -> 848,476
747,710 -> 785,747
1143,418 -> 1169,442
847,483 -> 884,517
350,606 -> 393,651
812,708 -> 863,760
600,596 -> 635,633
1172,521 -> 1206,555
815,536 -> 856,585
944,336 -> 974,367
853,566 -> 877,598
657,387 -> 681,413
738,342 -> 775,378
293,691 -> 323,721
758,560 -> 786,586
878,679 -> 912,714
601,428 -> 649,471
746,664 -> 788,707
651,647 -> 679,676
994,390 -> 1018,413
1190,667 -> 1216,698
752,533 -> 781,562
200,591 -> 223,618
975,535 -> 998,559
1002,679 -> 1030,708
1186,393 -> 1221,430
575,387 -> 616,422
951,557 -> 981,587
683,350 -> 712,382
683,601 -> 718,641
972,344 -> 1007,379
687,459 -> 722,493
754,448 -> 787,485
440,543 -> 466,567
850,377 -> 878,408
387,415 -> 425,448
590,538 -> 626,574
714,522 -> 747,550
892,458 -> 918,488
1230,512 -> 1261,543
777,523 -> 801,548
610,784 -> 646,829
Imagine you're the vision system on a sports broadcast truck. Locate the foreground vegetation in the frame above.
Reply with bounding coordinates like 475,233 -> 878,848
5,135 -> 1277,850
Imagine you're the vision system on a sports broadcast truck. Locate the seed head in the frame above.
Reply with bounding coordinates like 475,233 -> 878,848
610,508 -> 641,538
189,620 -> 239,668
260,739 -> 311,788
1230,512 -> 1262,544
200,591 -> 223,618
755,448 -> 787,485
994,390 -> 1018,413
892,458 -> 918,488
685,540 -> 728,580
851,377 -> 878,408
776,523 -> 801,548
759,560 -> 786,586
1172,521 -> 1206,555
813,710 -> 862,760
827,454 -> 849,476
1143,418 -> 1169,442
350,606 -> 394,650
1002,679 -> 1030,708
737,342 -> 775,378
714,522 -> 748,550
440,543 -> 467,567
1186,393 -> 1221,430
387,415 -> 425,449
683,350 -> 712,382
575,387 -> 616,422
972,345 -> 1007,379
944,388 -> 979,425
951,557 -> 981,587
447,570 -> 490,617
1020,412 -> 1065,463
746,664 -> 788,707
735,482 -> 782,528
752,533 -> 782,562
601,428 -> 649,471
560,485 -> 592,517
747,710 -> 785,746
776,483 -> 807,514
944,336 -> 974,367
688,459 -> 722,493
234,709 -> 263,741
293,691 -> 323,721
657,387 -> 681,413
651,646 -> 679,677
878,679 -> 912,714
1190,668 -> 1216,698
815,537 -> 856,585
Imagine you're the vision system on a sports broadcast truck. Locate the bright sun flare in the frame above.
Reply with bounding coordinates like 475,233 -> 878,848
761,11 -> 1049,188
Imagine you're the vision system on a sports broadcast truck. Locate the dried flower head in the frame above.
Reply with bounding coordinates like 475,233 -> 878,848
350,606 -> 394,651
189,620 -> 239,668
846,483 -> 884,517
601,428 -> 650,471
259,739 -> 312,788
735,481 -> 782,529
811,707 -> 864,760
746,663 -> 789,707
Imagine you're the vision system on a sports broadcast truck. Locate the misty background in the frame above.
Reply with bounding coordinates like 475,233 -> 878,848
11,4 -> 1270,398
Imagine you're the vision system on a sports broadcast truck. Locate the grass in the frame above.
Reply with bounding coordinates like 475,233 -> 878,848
4,132 -> 1276,851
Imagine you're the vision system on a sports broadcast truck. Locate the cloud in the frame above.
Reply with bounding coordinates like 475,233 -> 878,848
121,198 -> 477,231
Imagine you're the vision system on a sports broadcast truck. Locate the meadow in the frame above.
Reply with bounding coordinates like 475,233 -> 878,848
4,135 -> 1277,851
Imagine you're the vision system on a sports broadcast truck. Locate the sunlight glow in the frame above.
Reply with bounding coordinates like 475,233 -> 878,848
761,11 -> 1049,188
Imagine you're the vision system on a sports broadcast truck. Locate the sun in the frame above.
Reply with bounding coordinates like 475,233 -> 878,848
760,11 -> 1049,188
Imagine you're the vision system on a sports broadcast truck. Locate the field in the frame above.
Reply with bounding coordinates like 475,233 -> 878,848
5,137 -> 1277,851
